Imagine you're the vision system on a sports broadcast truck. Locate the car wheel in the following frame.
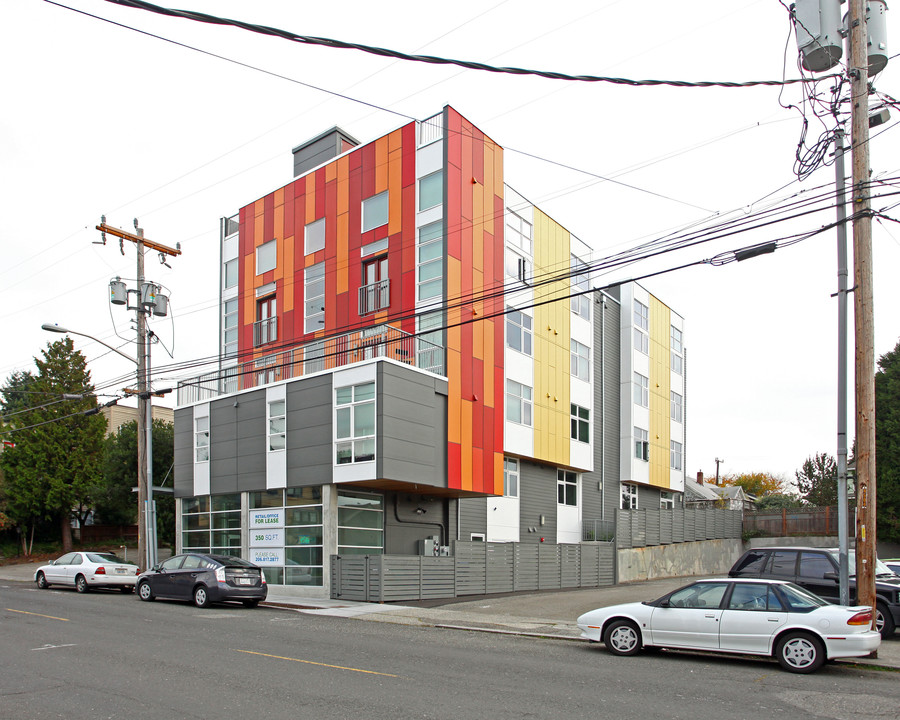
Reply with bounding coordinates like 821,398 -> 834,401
242,600 -> 259,609
602,619 -> 642,656
193,585 -> 210,608
875,602 -> 895,637
775,632 -> 825,673
75,575 -> 88,594
36,572 -> 50,589
137,581 -> 154,602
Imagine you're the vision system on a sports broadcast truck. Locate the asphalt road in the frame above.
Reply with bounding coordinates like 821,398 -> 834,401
2,582 -> 899,720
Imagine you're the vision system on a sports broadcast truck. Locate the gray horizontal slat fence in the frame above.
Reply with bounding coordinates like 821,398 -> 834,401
615,508 -> 741,548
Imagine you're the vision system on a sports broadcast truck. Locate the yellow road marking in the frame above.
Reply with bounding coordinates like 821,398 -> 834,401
232,649 -> 398,677
6,608 -> 69,622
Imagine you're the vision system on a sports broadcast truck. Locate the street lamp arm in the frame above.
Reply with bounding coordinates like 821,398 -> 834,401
41,324 -> 137,365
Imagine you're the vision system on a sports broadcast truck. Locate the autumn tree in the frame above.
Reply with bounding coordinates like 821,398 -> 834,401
721,472 -> 787,498
0,339 -> 106,554
795,452 -> 838,506
875,338 -> 900,542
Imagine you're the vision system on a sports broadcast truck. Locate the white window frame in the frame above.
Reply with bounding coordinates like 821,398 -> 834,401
633,372 -> 649,408
256,239 -> 277,275
416,221 -> 443,302
418,171 -> 443,211
506,379 -> 533,427
506,308 -> 532,356
334,382 -> 376,465
571,339 -> 590,382
557,469 -> 578,507
268,399 -> 286,452
671,325 -> 684,376
571,255 -> 591,320
195,416 -> 209,462
305,218 -> 325,255
571,403 -> 589,443
504,457 -> 519,498
506,208 -> 532,256
670,440 -> 683,471
224,258 -> 238,289
634,427 -> 649,462
634,300 -> 649,355
660,491 -> 675,509
304,261 -> 325,333
621,483 -> 638,510
362,191 -> 389,232
223,298 -> 238,359
671,391 -> 683,423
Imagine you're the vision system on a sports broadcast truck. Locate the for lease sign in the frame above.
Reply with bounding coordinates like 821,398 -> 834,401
250,548 -> 284,566
250,528 -> 285,548
250,508 -> 284,529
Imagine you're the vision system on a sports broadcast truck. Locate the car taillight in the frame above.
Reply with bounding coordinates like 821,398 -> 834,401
134,568 -> 141,575
96,566 -> 106,575
260,573 -> 266,585
847,609 -> 873,626
215,567 -> 226,583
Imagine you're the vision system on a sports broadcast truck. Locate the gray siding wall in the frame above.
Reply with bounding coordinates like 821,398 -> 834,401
457,497 -> 487,539
218,389 -> 266,493
597,292 -> 623,518
383,491 -> 451,555
286,375 -> 332,486
378,364 -> 448,487
173,407 -> 194,497
518,460 -> 557,543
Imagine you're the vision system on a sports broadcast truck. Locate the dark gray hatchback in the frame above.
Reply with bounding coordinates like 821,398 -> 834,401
137,553 -> 267,608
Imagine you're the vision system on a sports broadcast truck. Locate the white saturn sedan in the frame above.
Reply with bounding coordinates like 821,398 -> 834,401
576,577 -> 881,673
34,551 -> 140,594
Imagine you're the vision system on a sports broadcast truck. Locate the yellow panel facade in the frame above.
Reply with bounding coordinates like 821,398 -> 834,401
532,209 -> 570,466
648,297 -> 671,488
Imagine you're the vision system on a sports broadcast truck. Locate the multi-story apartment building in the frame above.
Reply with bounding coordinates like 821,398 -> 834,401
174,106 -> 685,596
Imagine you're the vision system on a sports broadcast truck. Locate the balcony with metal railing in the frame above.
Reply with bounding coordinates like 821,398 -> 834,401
358,279 -> 390,315
418,112 -> 443,147
253,316 -> 277,347
177,323 -> 444,405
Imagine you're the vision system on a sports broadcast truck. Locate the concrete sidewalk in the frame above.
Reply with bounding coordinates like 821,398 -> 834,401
3,561 -> 897,670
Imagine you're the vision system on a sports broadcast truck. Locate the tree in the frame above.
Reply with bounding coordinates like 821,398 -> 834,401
875,338 -> 900,543
795,452 -> 838,506
722,472 -> 787,498
754,493 -> 803,510
97,419 -> 175,546
0,339 -> 106,554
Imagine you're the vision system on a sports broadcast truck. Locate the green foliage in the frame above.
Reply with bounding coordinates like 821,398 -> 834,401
876,339 -> 900,543
754,493 -> 803,510
795,452 -> 838,506
97,419 -> 175,546
0,339 -> 106,553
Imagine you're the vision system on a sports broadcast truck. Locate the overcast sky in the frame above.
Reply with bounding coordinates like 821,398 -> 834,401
2,0 -> 898,486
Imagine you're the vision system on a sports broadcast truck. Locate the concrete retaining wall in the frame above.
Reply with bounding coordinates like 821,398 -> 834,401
745,536 -> 837,549
617,538 -> 743,583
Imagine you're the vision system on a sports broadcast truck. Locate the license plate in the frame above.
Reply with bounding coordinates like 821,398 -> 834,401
238,578 -> 252,585
114,568 -> 127,574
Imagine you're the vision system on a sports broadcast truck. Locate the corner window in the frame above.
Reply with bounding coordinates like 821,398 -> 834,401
671,391 -> 683,423
634,427 -> 649,461
671,325 -> 683,375
256,239 -> 277,275
223,299 -> 238,359
571,255 -> 591,320
335,382 -> 375,464
621,483 -> 638,509
305,218 -> 325,255
506,308 -> 532,356
304,262 -> 325,333
557,470 -> 577,506
506,380 -> 532,427
268,400 -> 285,451
418,171 -> 442,211
362,191 -> 389,232
195,417 -> 209,462
504,457 -> 519,498
670,440 -> 682,470
571,340 -> 590,382
224,258 -> 238,289
633,372 -> 649,407
571,404 -> 589,443
417,222 -> 443,301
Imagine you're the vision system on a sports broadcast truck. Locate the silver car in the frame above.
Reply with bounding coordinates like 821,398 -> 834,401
34,551 -> 140,593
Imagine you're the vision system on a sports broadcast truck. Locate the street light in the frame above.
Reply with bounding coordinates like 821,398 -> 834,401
41,321 -> 156,570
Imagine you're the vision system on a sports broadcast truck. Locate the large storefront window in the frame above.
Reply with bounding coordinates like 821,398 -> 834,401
182,493 -> 241,556
337,491 -> 384,555
248,488 -> 323,587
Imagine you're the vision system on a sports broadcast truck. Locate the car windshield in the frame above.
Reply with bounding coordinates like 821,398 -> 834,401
87,553 -> 125,564
780,583 -> 829,611
827,550 -> 894,578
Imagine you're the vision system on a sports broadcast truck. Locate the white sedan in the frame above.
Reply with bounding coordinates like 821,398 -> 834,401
576,578 -> 881,673
34,551 -> 140,593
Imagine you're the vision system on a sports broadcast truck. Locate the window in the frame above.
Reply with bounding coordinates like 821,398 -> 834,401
633,372 -> 649,407
304,262 -> 325,333
660,491 -> 675,509
338,491 -> 384,555
362,191 -> 388,232
571,340 -> 590,382
621,483 -> 637,509
505,208 -> 532,283
268,400 -> 285,451
416,311 -> 443,374
506,309 -> 532,355
798,552 -> 834,579
417,222 -> 443,301
256,239 -> 276,275
505,249 -> 531,282
360,256 -> 389,314
506,380 -> 532,426
335,382 -> 375,464
195,417 -> 209,462
634,300 -> 649,354
769,550 -> 798,577
305,218 -> 325,255
223,298 -> 238,359
557,470 -> 577,506
255,295 -> 277,346
571,255 -> 591,320
571,404 -> 589,443
634,427 -> 649,461
418,171 -> 442,211
504,457 -> 519,498
670,440 -> 682,470
224,258 -> 238,289
667,582 -> 729,610
671,391 -> 683,423
671,326 -> 683,375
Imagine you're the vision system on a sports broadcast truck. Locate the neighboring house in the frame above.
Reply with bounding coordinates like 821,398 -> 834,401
102,404 -> 174,437
684,472 -> 751,510
173,106 -> 687,597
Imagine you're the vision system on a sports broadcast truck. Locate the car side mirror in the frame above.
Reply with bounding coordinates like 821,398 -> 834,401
659,600 -> 671,608
823,572 -> 839,581
152,564 -> 161,572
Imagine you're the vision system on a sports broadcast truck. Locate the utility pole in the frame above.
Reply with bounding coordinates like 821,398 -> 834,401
714,457 -> 724,486
848,0 -> 877,620
96,220 -> 180,570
